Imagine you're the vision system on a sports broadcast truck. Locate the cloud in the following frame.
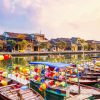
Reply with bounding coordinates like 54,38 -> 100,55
3,0 -> 41,12
1,0 -> 100,40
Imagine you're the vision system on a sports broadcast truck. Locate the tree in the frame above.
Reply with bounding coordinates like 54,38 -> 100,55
90,43 -> 97,50
77,39 -> 88,51
39,42 -> 50,50
71,44 -> 77,51
18,40 -> 28,50
83,42 -> 89,51
97,44 -> 100,50
56,41 -> 67,50
7,40 -> 16,51
0,40 -> 6,51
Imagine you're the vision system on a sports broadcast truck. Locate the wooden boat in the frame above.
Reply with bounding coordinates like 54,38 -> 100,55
86,72 -> 100,76
89,68 -> 100,73
67,81 -> 100,99
81,75 -> 98,80
29,61 -> 100,100
68,76 -> 98,85
30,80 -> 100,100
66,73 -> 98,80
78,79 -> 98,85
0,78 -> 44,100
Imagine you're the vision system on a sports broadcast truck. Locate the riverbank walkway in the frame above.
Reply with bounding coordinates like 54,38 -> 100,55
0,51 -> 100,56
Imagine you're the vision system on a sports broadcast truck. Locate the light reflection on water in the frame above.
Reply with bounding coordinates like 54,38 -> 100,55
0,53 -> 99,88
0,53 -> 99,68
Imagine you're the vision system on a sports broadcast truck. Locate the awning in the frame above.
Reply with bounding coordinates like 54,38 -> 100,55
29,62 -> 71,68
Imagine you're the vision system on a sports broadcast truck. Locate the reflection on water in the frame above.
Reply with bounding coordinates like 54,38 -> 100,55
0,53 -> 99,68
0,53 -> 99,88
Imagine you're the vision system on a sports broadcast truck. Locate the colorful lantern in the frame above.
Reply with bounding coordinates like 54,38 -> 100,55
69,78 -> 72,81
69,69 -> 73,74
15,73 -> 18,77
26,68 -> 30,73
55,81 -> 60,87
30,74 -> 34,78
22,68 -> 28,74
8,55 -> 12,59
50,72 -> 54,77
61,72 -> 65,76
19,67 -> 23,72
59,75 -> 64,79
0,55 -> 4,61
55,67 -> 59,72
37,69 -> 41,74
49,80 -> 54,86
40,78 -> 45,83
74,78 -> 78,82
45,72 -> 49,77
15,66 -> 19,70
37,77 -> 41,82
41,83 -> 47,90
55,72 -> 59,76
31,66 -> 34,70
39,87 -> 43,91
61,82 -> 66,87
3,55 -> 9,61
49,67 -> 54,71
1,80 -> 8,86
2,72 -> 7,77
26,77 -> 29,80
54,76 -> 57,79
41,69 -> 45,74
34,75 -> 38,80
74,69 -> 78,73
34,68 -> 38,72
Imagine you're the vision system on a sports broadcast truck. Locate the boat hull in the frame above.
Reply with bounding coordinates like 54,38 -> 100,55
0,79 -> 43,100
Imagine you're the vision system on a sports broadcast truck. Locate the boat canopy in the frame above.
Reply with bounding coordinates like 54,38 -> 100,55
29,62 -> 71,68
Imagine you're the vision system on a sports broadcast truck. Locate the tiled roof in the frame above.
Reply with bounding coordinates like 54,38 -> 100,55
34,33 -> 44,36
5,32 -> 31,39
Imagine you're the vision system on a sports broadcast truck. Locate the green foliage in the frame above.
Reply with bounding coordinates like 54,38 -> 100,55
18,40 -> 28,50
56,41 -> 67,49
7,40 -> 16,48
39,42 -> 50,49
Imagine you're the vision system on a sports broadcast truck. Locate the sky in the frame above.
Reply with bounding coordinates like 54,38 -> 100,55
0,0 -> 100,40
